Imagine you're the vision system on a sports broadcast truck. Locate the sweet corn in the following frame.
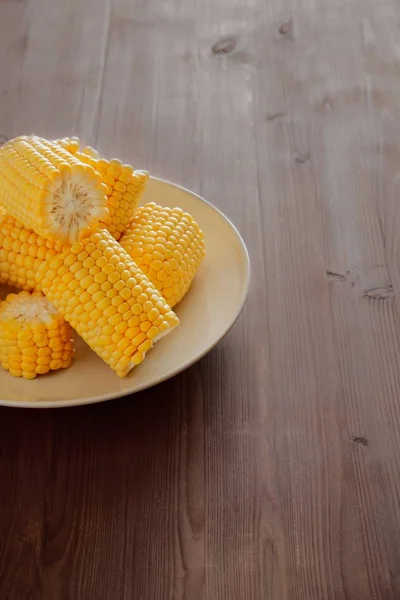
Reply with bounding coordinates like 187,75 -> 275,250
36,228 -> 179,377
0,208 -> 62,292
120,203 -> 205,307
54,137 -> 148,240
0,290 -> 74,379
0,135 -> 109,244
90,161 -> 148,240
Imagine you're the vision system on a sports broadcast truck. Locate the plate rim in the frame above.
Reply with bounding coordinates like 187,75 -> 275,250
0,177 -> 251,409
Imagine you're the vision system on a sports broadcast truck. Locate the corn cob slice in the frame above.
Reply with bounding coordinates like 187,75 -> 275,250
0,209 -> 62,292
91,162 -> 148,240
120,203 -> 206,307
0,135 -> 109,244
53,137 -> 149,240
0,290 -> 74,379
36,229 -> 179,377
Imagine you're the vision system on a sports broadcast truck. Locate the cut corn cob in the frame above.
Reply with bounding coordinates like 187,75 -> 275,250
120,203 -> 205,307
53,137 -> 149,240
89,161 -> 148,240
36,228 -> 179,377
0,135 -> 109,244
0,290 -> 74,379
0,209 -> 62,292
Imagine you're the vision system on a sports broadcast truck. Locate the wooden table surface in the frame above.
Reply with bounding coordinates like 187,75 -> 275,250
1,0 -> 400,598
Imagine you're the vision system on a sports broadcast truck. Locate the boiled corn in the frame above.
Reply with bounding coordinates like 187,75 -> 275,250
0,135 -> 109,244
120,203 -> 205,307
36,228 -> 179,377
54,137 -> 148,240
0,290 -> 74,379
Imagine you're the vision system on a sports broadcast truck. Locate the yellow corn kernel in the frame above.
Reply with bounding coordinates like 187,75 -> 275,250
120,203 -> 206,307
0,290 -> 75,379
53,136 -> 81,155
0,135 -> 109,244
54,137 -> 100,161
36,228 -> 179,377
53,137 -> 148,240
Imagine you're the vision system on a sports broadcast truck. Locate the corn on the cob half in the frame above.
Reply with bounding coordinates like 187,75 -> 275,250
0,135 -> 109,244
36,229 -> 179,377
120,203 -> 205,307
0,290 -> 74,379
53,137 -> 148,240
87,160 -> 148,241
0,208 -> 62,292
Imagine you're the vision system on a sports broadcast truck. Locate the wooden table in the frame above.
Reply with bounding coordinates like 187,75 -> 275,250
1,0 -> 400,598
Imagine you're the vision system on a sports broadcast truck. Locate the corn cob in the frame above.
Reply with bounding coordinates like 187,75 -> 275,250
120,203 -> 205,307
92,162 -> 148,240
36,229 -> 179,377
53,137 -> 148,240
0,135 -> 109,244
0,290 -> 74,379
0,208 -> 62,292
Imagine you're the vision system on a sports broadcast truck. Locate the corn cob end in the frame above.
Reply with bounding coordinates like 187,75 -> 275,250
0,136 -> 109,244
0,290 -> 75,379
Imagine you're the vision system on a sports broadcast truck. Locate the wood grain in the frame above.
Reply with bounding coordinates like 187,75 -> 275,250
1,0 -> 400,598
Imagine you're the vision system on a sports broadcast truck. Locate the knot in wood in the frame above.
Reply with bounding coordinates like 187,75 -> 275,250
212,36 -> 236,55
279,21 -> 293,36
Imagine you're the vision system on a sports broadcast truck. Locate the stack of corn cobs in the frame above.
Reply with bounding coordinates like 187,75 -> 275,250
0,135 -> 205,379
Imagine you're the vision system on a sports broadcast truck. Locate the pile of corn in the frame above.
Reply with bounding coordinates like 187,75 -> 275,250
0,135 -> 205,379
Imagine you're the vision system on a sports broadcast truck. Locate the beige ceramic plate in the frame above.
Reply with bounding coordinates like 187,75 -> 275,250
0,177 -> 250,408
